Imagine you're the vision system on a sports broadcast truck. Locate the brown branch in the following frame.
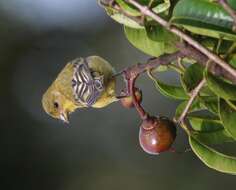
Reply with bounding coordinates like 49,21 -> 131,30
218,0 -> 236,32
177,43 -> 236,84
118,44 -> 236,120
119,44 -> 236,123
177,78 -> 206,124
124,0 -> 236,80
121,51 -> 185,120
119,51 -> 185,78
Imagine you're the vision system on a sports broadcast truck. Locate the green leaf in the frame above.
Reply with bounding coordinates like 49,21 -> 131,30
189,116 -> 234,144
144,21 -> 179,53
105,7 -> 143,29
114,0 -> 169,15
181,64 -> 214,96
226,100 -> 236,111
229,54 -> 236,69
136,0 -> 165,7
155,81 -> 188,100
227,0 -> 236,10
120,0 -> 170,13
124,26 -> 177,57
145,21 -> 179,43
152,0 -> 170,14
115,0 -> 140,16
205,71 -> 236,101
182,64 -> 204,92
219,99 -> 236,140
175,100 -> 203,117
172,0 -> 236,41
136,0 -> 159,6
189,136 -> 236,175
199,96 -> 219,114
148,72 -> 189,100
201,38 -> 235,55
175,96 -> 218,119
152,65 -> 169,72
192,130 -> 234,145
189,116 -> 221,132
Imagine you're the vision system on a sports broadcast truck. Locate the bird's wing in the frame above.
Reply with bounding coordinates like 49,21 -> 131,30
72,58 -> 102,107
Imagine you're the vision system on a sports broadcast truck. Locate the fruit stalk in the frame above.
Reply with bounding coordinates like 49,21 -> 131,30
129,77 -> 147,120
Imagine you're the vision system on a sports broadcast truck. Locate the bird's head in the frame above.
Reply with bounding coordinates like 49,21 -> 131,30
42,87 -> 78,123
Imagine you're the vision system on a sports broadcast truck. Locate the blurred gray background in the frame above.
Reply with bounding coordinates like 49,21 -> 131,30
0,1 -> 235,189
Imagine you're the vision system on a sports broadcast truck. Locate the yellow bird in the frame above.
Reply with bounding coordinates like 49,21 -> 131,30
42,56 -> 117,123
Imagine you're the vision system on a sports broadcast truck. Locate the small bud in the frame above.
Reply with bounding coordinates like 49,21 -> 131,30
139,116 -> 176,155
120,88 -> 142,108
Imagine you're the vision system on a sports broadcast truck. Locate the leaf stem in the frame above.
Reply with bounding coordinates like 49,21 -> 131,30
177,78 -> 206,124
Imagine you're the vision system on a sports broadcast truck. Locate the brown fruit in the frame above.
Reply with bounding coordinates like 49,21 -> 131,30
139,116 -> 176,155
120,88 -> 142,108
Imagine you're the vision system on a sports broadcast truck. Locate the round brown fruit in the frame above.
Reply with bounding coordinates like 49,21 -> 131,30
139,116 -> 176,155
120,88 -> 142,108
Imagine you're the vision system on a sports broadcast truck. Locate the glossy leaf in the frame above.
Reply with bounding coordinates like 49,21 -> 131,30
181,64 -> 214,96
175,96 -> 219,119
189,136 -> 236,175
145,21 -> 177,42
182,64 -> 204,92
229,54 -> 236,69
227,0 -> 236,10
189,116 -> 221,132
124,26 -> 176,56
175,100 -> 203,117
192,130 -> 234,145
148,72 -> 189,100
205,71 -> 236,101
189,116 -> 234,144
199,96 -> 219,114
219,99 -> 236,140
172,0 -> 236,40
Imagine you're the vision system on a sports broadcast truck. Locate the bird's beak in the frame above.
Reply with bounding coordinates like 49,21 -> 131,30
59,111 -> 69,124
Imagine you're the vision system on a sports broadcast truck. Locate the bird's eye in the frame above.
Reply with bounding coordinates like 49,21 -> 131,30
53,102 -> 59,109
